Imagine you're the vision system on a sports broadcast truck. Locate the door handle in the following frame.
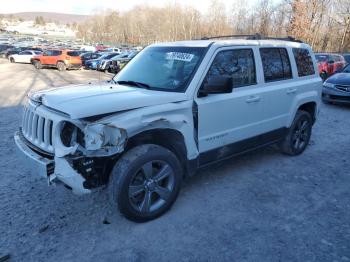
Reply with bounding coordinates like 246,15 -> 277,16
246,96 -> 261,103
286,88 -> 297,94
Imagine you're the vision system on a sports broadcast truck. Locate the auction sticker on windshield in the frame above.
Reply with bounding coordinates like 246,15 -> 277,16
166,52 -> 194,62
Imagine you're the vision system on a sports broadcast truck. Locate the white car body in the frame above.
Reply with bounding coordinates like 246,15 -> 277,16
9,50 -> 42,63
15,38 -> 322,195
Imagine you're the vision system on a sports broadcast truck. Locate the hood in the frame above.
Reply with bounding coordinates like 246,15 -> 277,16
326,73 -> 350,86
33,82 -> 188,119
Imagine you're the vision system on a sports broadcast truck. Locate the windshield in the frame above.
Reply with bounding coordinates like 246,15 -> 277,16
315,55 -> 328,62
113,46 -> 206,92
343,64 -> 350,73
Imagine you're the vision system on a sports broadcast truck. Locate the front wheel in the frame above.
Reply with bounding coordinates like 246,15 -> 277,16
108,144 -> 182,222
57,62 -> 66,71
33,60 -> 42,69
10,57 -> 15,63
280,110 -> 313,156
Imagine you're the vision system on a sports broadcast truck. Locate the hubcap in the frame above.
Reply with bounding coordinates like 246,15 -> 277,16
128,160 -> 175,213
292,119 -> 309,150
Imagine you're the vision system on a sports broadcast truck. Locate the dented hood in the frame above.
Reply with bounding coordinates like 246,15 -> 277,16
34,83 -> 188,119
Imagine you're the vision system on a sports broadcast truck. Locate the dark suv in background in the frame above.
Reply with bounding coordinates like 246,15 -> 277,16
343,53 -> 350,65
315,53 -> 346,81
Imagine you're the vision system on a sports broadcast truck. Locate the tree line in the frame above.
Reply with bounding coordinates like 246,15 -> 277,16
77,0 -> 349,52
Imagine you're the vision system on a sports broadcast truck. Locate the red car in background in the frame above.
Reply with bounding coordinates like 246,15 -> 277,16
315,53 -> 346,81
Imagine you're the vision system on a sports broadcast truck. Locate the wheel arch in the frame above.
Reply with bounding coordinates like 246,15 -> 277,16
125,128 -> 193,177
298,102 -> 317,124
288,90 -> 320,127
57,60 -> 66,65
31,58 -> 40,64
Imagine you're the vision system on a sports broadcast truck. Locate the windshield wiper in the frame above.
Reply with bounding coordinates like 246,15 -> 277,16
107,79 -> 117,84
116,80 -> 151,89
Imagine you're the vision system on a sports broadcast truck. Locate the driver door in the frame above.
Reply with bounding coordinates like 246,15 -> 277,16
195,47 -> 266,161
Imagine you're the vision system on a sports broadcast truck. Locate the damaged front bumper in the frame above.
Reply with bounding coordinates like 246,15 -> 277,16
14,131 -> 91,195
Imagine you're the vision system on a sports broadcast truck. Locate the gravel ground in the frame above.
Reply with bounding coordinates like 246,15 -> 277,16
0,60 -> 350,262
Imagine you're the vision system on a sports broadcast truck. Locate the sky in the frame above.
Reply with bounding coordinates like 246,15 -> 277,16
0,0 -> 262,15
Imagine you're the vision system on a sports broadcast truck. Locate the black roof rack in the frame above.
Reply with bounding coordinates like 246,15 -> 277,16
199,34 -> 303,43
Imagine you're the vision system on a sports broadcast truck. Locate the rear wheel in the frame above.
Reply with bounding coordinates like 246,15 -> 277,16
57,61 -> 66,71
108,144 -> 182,222
280,110 -> 313,156
33,60 -> 42,69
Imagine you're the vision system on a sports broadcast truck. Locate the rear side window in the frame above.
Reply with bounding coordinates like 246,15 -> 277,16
67,51 -> 80,56
205,49 -> 256,88
292,48 -> 315,77
260,48 -> 292,82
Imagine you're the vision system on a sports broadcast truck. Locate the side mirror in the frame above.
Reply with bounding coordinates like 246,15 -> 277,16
199,76 -> 233,97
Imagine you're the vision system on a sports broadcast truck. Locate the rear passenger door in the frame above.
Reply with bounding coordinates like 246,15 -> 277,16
258,47 -> 295,130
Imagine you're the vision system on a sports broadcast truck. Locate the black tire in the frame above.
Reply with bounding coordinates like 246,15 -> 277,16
57,61 -> 66,71
33,60 -> 42,69
108,144 -> 183,222
280,110 -> 313,156
10,57 -> 15,63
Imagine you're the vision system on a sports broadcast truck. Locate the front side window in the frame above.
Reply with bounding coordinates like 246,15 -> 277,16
260,48 -> 292,82
46,50 -> 62,56
292,48 -> 315,77
113,46 -> 206,92
204,49 -> 256,89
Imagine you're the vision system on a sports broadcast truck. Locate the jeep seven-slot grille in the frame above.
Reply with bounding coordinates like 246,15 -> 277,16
21,105 -> 54,153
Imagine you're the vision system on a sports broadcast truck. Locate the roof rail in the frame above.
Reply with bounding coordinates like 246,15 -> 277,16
199,34 -> 303,43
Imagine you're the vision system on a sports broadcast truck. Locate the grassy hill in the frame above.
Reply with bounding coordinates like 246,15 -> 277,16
1,12 -> 90,24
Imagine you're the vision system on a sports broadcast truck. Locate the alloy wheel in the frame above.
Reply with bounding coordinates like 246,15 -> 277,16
292,119 -> 310,151
128,160 -> 175,213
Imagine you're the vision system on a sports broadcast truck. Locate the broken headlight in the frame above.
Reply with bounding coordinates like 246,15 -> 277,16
60,121 -> 85,147
83,124 -> 124,151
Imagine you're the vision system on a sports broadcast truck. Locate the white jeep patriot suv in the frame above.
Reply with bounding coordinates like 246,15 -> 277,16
15,36 -> 322,222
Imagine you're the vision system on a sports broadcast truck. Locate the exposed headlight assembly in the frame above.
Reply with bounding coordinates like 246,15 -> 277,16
84,124 -> 125,151
57,121 -> 126,157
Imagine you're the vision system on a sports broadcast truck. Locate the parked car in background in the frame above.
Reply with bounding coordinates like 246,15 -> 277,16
84,52 -> 118,70
80,52 -> 102,66
322,63 -> 350,104
315,53 -> 346,81
0,44 -> 13,53
31,50 -> 82,71
343,53 -> 350,65
1,46 -> 27,58
79,45 -> 96,52
108,51 -> 139,73
97,52 -> 128,72
104,47 -> 121,53
9,50 -> 42,63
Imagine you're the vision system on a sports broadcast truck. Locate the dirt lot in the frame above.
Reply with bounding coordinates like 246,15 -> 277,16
0,60 -> 350,262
